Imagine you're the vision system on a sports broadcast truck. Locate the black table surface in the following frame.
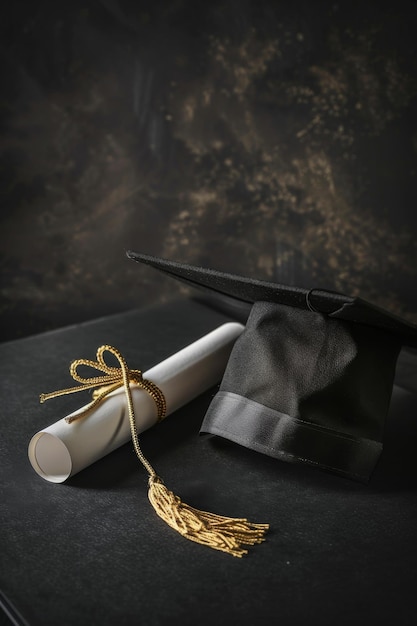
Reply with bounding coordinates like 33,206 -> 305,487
1,298 -> 417,626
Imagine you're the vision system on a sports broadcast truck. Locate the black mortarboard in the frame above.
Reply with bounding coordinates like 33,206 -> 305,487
127,252 -> 417,482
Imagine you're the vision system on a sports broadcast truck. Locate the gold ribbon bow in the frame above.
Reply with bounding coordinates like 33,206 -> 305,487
41,345 -> 269,557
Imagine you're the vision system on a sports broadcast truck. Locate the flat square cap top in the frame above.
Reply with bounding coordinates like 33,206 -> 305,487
127,252 -> 417,348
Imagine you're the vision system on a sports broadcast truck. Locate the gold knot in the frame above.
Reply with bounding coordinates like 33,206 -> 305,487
40,344 -> 166,425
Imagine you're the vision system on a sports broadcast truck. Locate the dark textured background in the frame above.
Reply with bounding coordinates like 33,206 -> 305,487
1,0 -> 417,341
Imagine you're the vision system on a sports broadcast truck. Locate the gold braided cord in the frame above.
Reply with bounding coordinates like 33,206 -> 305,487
40,345 -> 166,427
40,345 -> 269,557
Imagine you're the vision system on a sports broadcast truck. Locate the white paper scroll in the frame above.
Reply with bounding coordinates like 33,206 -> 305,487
28,322 -> 244,483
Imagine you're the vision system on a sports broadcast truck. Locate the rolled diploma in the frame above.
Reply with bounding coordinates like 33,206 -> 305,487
28,322 -> 244,483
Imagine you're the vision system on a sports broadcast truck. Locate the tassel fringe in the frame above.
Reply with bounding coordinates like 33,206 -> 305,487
148,476 -> 269,557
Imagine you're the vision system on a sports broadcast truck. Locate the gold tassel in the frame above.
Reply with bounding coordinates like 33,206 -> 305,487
148,475 -> 268,557
40,345 -> 269,556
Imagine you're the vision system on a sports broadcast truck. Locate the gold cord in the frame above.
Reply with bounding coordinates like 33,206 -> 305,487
40,345 -> 269,557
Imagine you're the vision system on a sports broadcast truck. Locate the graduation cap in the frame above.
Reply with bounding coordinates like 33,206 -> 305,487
127,252 -> 417,482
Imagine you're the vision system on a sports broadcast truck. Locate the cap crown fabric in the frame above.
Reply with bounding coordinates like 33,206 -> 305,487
201,301 -> 401,481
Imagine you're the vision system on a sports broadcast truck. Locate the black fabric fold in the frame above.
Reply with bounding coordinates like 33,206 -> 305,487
201,391 -> 382,481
